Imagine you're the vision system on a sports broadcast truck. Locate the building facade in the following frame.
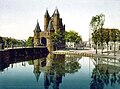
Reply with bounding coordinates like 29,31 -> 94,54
33,8 -> 65,51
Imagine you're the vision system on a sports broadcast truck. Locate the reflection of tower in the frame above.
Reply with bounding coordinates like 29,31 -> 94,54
52,73 -> 62,89
44,71 -> 62,89
33,59 -> 41,82
44,53 -> 65,89
44,72 -> 50,89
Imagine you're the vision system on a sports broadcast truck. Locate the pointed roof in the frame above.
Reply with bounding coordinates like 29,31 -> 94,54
47,20 -> 54,31
45,9 -> 50,17
52,7 -> 59,17
34,20 -> 41,33
54,7 -> 59,15
34,71 -> 41,82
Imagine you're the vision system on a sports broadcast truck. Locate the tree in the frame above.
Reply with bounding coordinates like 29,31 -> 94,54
5,37 -> 10,48
98,28 -> 105,54
111,29 -> 119,56
0,36 -> 4,49
65,30 -> 82,43
117,30 -> 120,41
0,36 -> 4,43
75,35 -> 82,43
90,14 -> 105,54
104,29 -> 110,55
52,30 -> 82,50
51,29 -> 65,50
92,30 -> 100,54
26,36 -> 34,47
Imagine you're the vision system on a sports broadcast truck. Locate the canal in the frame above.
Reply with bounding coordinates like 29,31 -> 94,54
0,53 -> 120,89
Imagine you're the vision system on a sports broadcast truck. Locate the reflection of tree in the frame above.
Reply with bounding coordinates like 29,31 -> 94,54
44,59 -> 64,89
65,61 -> 80,73
43,54 -> 81,89
28,53 -> 81,89
91,57 -> 120,89
90,66 -> 104,89
65,55 -> 81,73
117,73 -> 120,84
51,55 -> 81,75
51,60 -> 65,76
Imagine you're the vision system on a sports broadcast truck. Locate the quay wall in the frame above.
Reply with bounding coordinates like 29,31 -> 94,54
0,47 -> 48,70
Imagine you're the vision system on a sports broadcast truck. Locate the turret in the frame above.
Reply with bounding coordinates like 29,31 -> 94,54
33,20 -> 41,47
44,9 -> 50,31
34,20 -> 41,33
53,8 -> 60,32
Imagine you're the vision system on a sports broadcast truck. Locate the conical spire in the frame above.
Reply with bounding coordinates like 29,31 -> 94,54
34,20 -> 41,33
54,7 -> 59,15
45,8 -> 50,17
52,7 -> 59,17
34,71 -> 41,82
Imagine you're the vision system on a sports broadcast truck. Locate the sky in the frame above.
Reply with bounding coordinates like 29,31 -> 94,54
0,0 -> 120,41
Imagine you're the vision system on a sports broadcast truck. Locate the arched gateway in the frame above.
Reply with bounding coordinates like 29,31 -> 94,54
33,8 -> 65,51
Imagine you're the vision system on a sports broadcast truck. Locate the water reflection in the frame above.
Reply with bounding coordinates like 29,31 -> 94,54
31,53 -> 81,89
1,52 -> 120,89
91,57 -> 120,89
1,53 -> 81,89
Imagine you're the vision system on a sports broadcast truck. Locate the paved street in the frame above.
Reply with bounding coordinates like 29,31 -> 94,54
53,48 -> 120,59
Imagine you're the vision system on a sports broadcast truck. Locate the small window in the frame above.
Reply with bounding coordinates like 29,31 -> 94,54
119,46 -> 120,50
110,46 -> 112,50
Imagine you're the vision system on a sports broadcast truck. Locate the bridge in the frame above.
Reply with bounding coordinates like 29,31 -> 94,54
0,47 -> 49,69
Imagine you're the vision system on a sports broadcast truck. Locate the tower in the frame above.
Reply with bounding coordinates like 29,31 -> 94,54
33,20 -> 41,47
53,8 -> 59,32
33,8 -> 65,51
44,9 -> 50,31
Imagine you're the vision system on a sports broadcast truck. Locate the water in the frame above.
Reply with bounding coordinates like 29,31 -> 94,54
0,53 -> 120,89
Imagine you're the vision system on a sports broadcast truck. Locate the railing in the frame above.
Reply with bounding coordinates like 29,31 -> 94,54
0,46 -> 46,51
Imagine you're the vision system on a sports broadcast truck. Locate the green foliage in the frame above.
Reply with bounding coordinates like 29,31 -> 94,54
90,14 -> 105,54
52,29 -> 82,48
28,60 -> 34,65
118,30 -> 120,41
26,36 -> 34,47
51,29 -> 65,50
111,29 -> 118,42
100,28 -> 119,42
0,36 -> 4,43
0,37 -> 25,48
90,14 -> 105,31
65,61 -> 80,73
92,28 -> 120,44
90,14 -> 105,43
104,29 -> 110,45
99,29 -> 105,45
92,30 -> 100,45
90,14 -> 120,51
65,30 -> 82,43
50,56 -> 81,75
52,29 -> 64,44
